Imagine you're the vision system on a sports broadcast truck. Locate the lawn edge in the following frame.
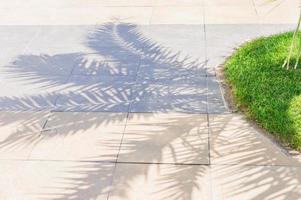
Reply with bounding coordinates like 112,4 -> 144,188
215,40 -> 301,159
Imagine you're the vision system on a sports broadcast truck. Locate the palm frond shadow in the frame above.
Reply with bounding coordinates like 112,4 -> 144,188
0,23 -> 299,200
0,22 -> 208,149
0,23 -> 208,112
0,23 -> 208,200
33,114 -> 209,200
210,115 -> 301,200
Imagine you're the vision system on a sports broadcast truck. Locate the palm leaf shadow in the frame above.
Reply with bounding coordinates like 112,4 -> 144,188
0,23 -> 209,200
0,24 -> 295,200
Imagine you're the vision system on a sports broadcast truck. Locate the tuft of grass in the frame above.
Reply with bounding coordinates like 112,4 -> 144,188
224,32 -> 301,150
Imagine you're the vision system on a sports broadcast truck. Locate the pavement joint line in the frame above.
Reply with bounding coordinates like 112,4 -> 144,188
66,74 -> 138,77
113,161 -> 210,166
210,163 -> 301,168
127,43 -> 143,113
0,110 -> 232,114
205,75 -> 210,116
115,111 -> 130,164
113,44 -> 142,163
148,6 -> 154,25
204,70 -> 211,166
43,111 -> 54,127
1,158 -> 300,168
40,118 -> 50,135
206,112 -> 211,166
202,0 -> 208,79
48,5 -> 206,8
106,111 -> 130,199
0,158 -> 209,166
251,0 -> 259,16
21,27 -> 41,54
52,64 -> 79,108
217,76 -> 230,111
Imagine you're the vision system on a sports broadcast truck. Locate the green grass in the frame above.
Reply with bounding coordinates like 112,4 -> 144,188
224,32 -> 301,150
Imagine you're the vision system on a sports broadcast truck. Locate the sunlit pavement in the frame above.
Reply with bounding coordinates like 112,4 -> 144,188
0,0 -> 301,200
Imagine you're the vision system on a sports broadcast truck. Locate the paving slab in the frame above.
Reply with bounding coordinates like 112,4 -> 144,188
0,94 -> 58,111
131,82 -> 170,101
154,0 -> 203,6
205,24 -> 295,70
211,164 -> 301,200
0,26 -> 40,48
140,25 -> 206,66
0,6 -> 154,25
209,114 -> 300,166
0,111 -> 49,159
25,24 -> 144,55
0,74 -> 68,111
141,25 -> 204,42
108,163 -> 211,200
0,26 -> 40,74
55,75 -> 133,112
254,0 -> 300,24
29,112 -> 127,161
71,55 -> 140,77
132,78 -> 207,101
138,58 -> 207,80
205,25 -> 260,47
204,0 -> 254,7
204,5 -> 258,24
205,24 -> 295,46
207,77 -> 227,113
137,66 -> 206,83
23,26 -> 96,54
129,76 -> 226,114
90,23 -> 148,51
0,160 -> 115,200
151,6 -> 204,24
53,102 -> 131,112
130,98 -> 208,113
10,53 -> 77,76
118,113 -> 209,164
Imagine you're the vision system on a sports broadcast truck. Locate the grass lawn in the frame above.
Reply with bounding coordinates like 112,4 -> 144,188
224,32 -> 301,150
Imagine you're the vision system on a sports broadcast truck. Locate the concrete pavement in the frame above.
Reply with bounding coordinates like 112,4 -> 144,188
0,0 -> 301,200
